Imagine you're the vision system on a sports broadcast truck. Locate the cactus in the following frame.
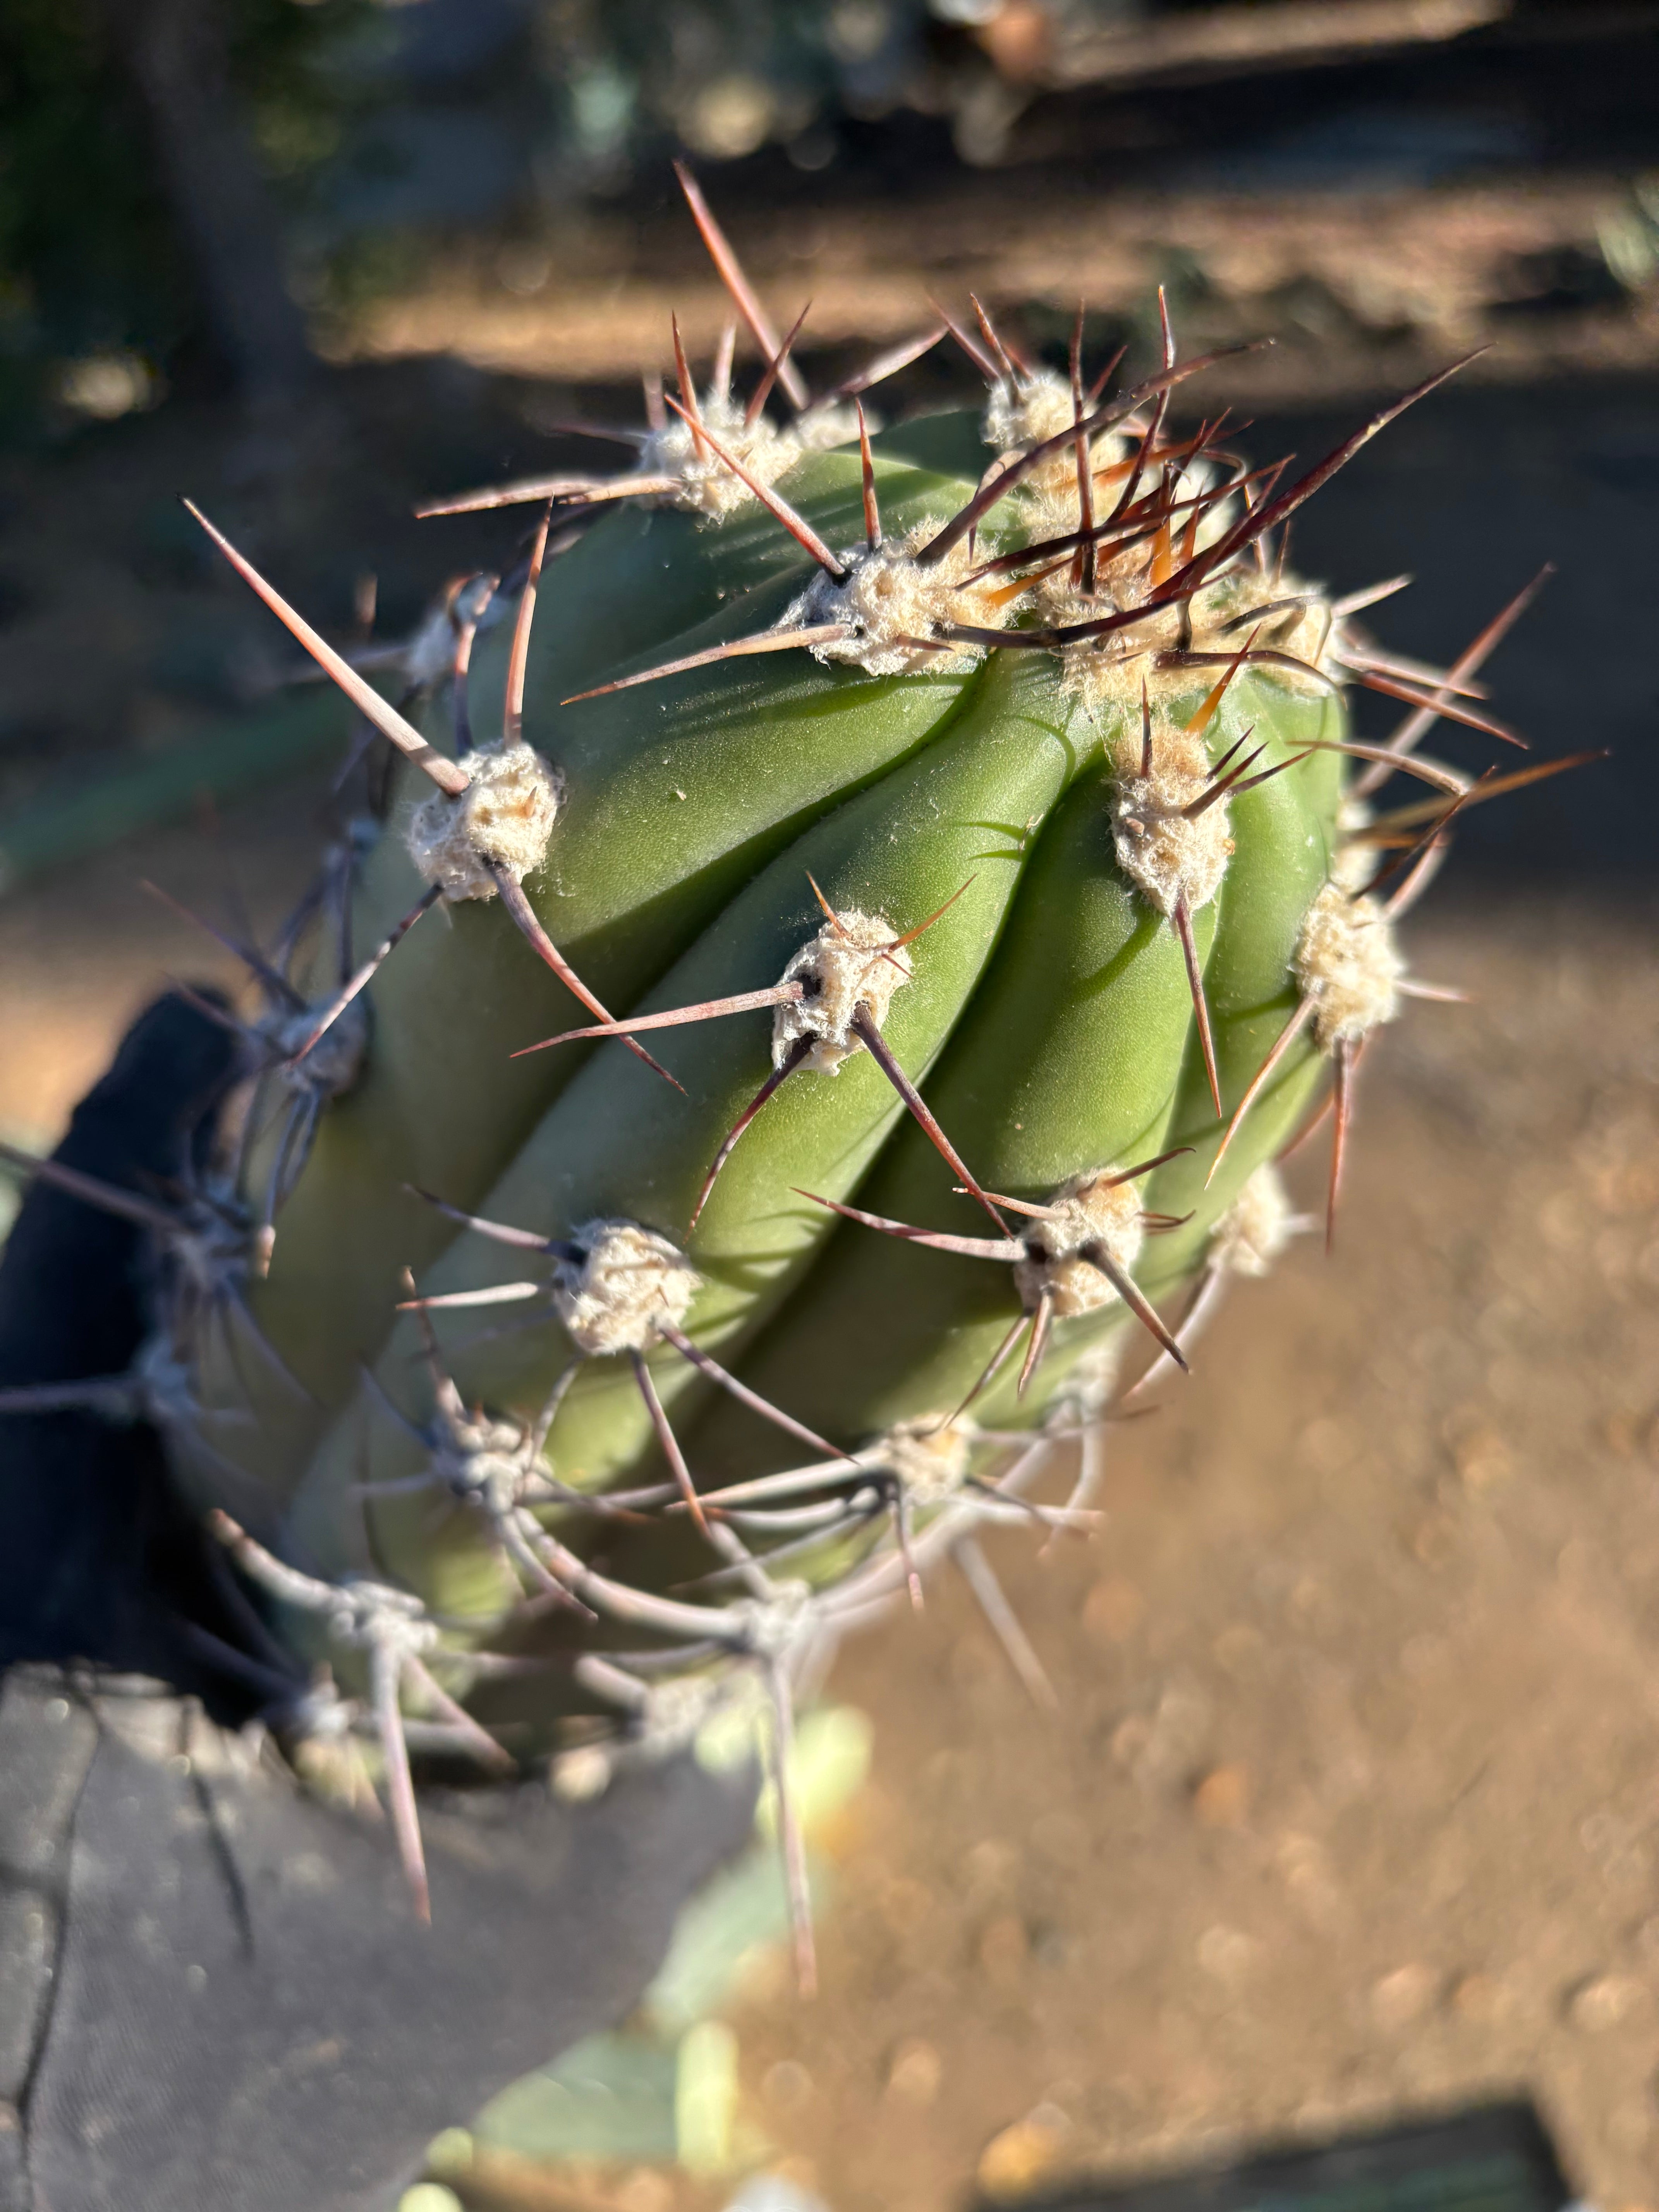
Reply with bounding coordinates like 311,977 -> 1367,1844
2,176 -> 1587,1967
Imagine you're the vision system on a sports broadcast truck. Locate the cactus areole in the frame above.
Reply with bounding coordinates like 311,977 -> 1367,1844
8,179 -> 1576,1954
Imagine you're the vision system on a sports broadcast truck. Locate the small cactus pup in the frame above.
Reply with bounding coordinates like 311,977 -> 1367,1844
3,176 -> 1590,1965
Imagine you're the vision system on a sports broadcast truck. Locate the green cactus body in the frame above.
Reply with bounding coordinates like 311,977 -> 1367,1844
29,182 -> 1544,1931
189,388 -> 1377,1590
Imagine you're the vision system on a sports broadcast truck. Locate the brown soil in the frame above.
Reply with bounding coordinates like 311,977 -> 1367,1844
336,175 -> 1659,407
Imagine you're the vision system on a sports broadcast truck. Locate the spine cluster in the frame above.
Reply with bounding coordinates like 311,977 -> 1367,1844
0,169 -> 1581,1975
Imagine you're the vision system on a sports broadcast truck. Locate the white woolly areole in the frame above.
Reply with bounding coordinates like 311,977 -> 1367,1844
988,372 -> 1137,512
551,1219 -> 701,1357
984,370 -> 1075,455
877,1415 -> 977,1506
1013,1169 -> 1146,1320
793,398 -> 862,453
786,520 -> 1002,678
1293,882 -> 1405,1049
269,994 -> 369,1098
1110,721 -> 1233,917
405,740 -> 561,902
772,908 -> 911,1075
1209,1164 -> 1297,1279
640,392 -> 801,519
1046,551 -> 1330,728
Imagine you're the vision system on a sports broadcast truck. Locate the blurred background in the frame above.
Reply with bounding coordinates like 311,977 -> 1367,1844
2,1 -> 1657,2206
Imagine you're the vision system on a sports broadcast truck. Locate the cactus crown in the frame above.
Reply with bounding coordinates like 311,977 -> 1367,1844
3,171 -> 1586,1971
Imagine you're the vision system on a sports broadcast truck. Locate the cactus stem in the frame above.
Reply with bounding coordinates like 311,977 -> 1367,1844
1171,893 -> 1223,1117
953,1532 -> 1058,1710
745,299 -> 812,429
558,623 -> 855,705
662,395 -> 845,575
184,502 -> 471,797
674,161 -> 811,412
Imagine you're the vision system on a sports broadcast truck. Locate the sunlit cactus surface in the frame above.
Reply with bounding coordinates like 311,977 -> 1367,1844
3,171 -> 1573,1955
